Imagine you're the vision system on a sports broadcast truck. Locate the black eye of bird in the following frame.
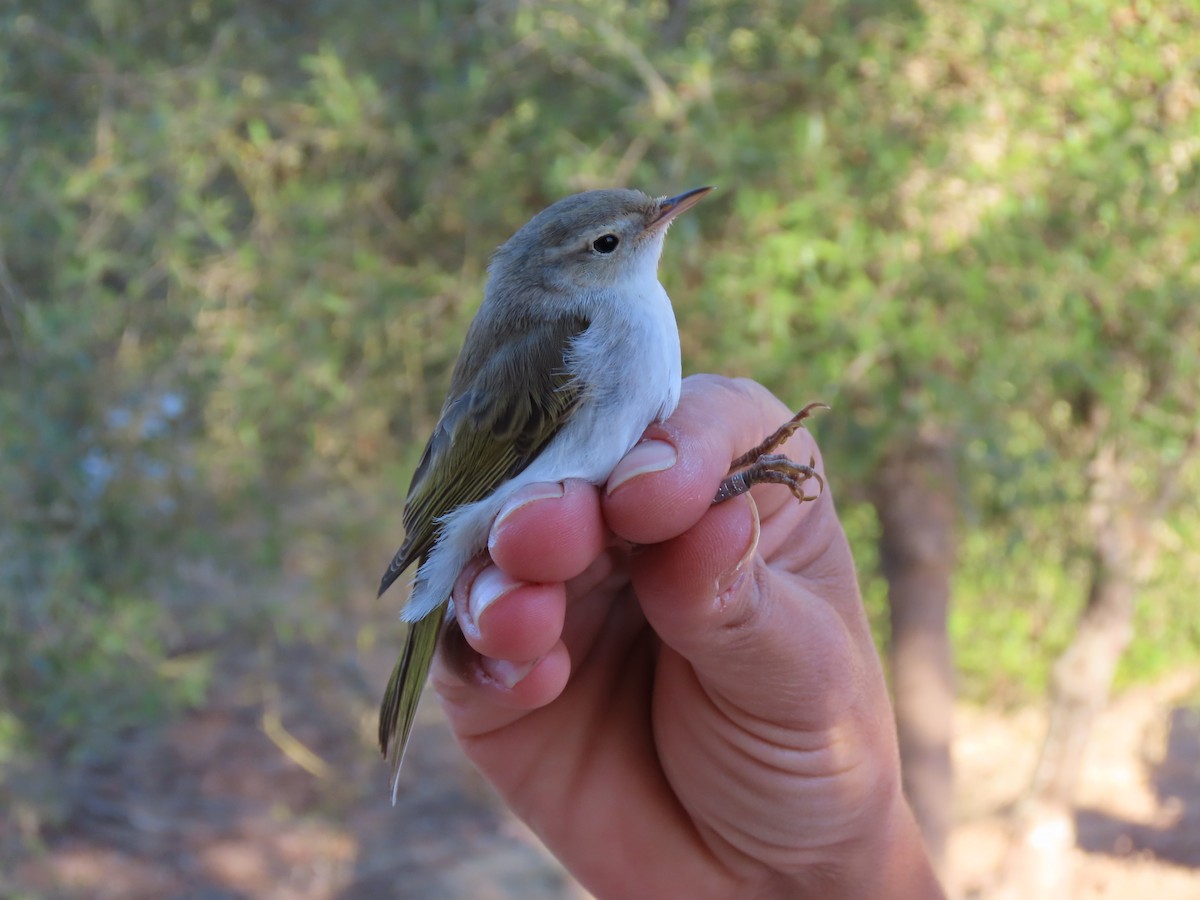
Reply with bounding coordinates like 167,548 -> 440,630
592,234 -> 620,254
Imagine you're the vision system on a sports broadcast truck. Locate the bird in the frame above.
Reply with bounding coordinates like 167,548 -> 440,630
376,186 -> 825,800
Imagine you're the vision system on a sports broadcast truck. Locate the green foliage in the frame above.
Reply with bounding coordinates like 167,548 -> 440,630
2,0 -> 1199,821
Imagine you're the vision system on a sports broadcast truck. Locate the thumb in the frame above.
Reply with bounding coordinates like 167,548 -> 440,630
630,492 -> 860,725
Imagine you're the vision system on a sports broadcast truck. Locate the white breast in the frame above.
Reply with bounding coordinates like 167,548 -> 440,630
400,274 -> 683,622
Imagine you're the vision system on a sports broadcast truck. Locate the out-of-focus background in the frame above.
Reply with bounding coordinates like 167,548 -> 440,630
1,1 -> 1198,897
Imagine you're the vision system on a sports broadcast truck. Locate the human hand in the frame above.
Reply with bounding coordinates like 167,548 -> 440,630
432,375 -> 943,899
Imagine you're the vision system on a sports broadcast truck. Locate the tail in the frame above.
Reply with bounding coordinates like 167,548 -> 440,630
378,605 -> 444,803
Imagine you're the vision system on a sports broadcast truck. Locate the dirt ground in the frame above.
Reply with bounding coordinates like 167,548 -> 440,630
6,639 -> 1198,899
947,670 -> 1200,899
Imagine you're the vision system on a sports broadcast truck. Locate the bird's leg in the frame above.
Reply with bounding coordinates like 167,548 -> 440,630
713,402 -> 829,505
726,401 -> 829,471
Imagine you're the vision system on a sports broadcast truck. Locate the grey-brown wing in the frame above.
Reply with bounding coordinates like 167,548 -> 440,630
377,312 -> 589,597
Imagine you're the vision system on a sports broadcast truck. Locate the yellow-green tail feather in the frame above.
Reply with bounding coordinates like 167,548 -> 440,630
378,606 -> 444,803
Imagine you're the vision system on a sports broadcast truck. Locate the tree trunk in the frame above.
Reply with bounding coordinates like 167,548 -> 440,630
871,433 -> 958,874
1001,441 -> 1145,898
660,0 -> 692,46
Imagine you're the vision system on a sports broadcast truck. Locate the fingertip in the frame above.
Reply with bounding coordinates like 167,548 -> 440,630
605,439 -> 678,496
489,479 -> 605,583
603,375 -> 821,546
715,493 -> 761,596
456,571 -> 566,663
603,429 -> 721,546
631,493 -> 762,647
478,640 -> 571,709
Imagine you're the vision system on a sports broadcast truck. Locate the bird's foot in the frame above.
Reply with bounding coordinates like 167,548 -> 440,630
713,402 -> 829,505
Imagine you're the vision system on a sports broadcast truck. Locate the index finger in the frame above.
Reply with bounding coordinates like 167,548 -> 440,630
602,374 -> 824,546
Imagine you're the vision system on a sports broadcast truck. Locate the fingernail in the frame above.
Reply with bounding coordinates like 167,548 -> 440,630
480,655 -> 538,689
606,440 -> 677,496
464,565 -> 523,638
491,482 -> 565,538
715,495 -> 761,595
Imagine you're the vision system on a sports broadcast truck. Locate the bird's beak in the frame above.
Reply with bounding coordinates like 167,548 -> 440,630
647,186 -> 714,230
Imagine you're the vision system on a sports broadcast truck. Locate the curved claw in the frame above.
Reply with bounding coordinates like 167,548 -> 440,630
713,453 -> 825,505
714,404 -> 830,506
